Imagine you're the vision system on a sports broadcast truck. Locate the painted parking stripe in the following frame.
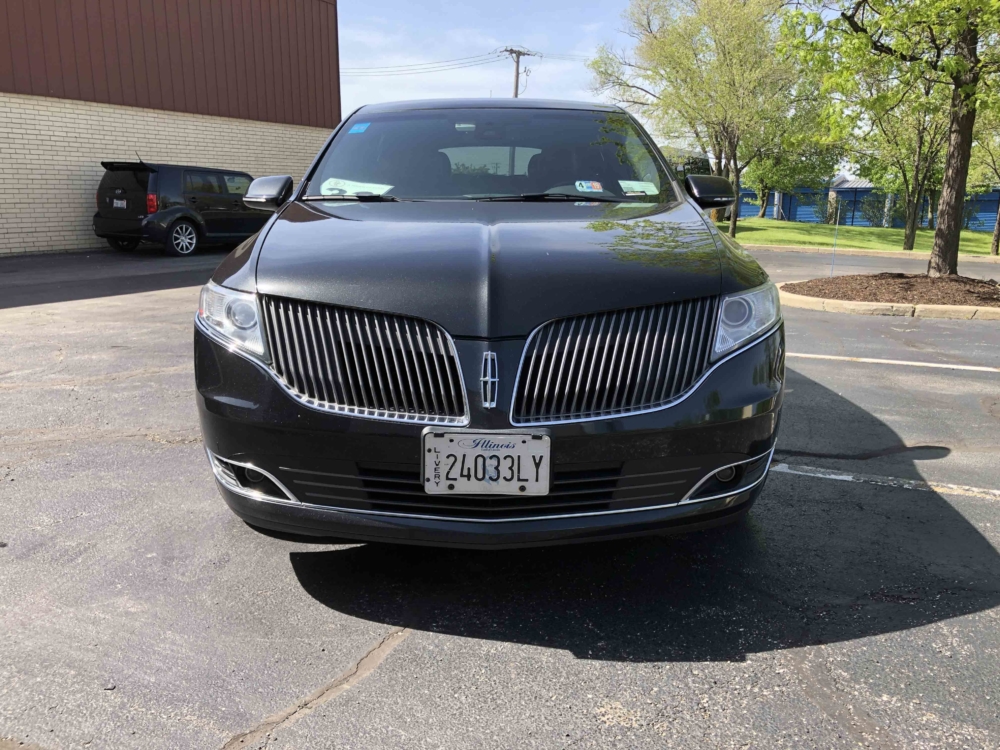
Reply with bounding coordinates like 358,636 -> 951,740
787,352 -> 1000,373
771,462 -> 1000,500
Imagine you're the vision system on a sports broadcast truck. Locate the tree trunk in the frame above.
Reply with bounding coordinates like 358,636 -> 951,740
710,148 -> 725,223
991,200 -> 1000,256
756,186 -> 769,218
927,189 -> 937,229
728,169 -> 741,238
903,129 -> 925,251
902,197 -> 920,251
929,27 -> 980,277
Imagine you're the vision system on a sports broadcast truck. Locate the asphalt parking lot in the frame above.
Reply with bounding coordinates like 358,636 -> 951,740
2,247 -> 999,749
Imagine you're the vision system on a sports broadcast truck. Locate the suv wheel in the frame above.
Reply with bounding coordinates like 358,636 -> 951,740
167,220 -> 199,257
107,238 -> 139,252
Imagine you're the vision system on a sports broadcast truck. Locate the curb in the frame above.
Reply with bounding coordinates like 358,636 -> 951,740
743,244 -> 1000,263
777,282 -> 1000,321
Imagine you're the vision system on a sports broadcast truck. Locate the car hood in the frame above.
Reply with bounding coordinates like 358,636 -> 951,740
253,199 -> 724,338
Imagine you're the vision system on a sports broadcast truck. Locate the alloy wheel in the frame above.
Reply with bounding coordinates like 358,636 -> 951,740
172,223 -> 197,255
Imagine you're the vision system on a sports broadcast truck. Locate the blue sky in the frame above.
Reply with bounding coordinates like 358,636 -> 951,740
337,1 -> 627,115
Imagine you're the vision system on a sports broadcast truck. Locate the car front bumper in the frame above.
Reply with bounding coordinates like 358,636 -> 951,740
195,320 -> 784,548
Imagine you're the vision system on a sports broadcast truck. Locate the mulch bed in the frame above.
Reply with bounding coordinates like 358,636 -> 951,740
783,273 -> 1000,307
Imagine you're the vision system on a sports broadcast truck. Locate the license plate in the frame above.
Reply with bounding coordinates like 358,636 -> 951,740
113,199 -> 127,209
423,432 -> 550,495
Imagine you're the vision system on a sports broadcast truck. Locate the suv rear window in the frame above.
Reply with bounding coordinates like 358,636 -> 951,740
223,175 -> 252,195
185,172 -> 224,194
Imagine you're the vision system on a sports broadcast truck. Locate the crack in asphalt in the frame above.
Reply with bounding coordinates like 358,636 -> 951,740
220,627 -> 411,750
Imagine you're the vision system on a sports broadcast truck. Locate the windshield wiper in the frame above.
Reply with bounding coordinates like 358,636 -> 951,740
302,193 -> 403,202
476,192 -> 627,203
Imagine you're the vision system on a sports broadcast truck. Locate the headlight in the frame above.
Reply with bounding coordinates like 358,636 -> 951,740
197,282 -> 266,357
712,282 -> 780,360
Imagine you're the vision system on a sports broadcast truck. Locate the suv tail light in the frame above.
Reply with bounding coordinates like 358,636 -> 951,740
96,190 -> 100,210
146,193 -> 158,214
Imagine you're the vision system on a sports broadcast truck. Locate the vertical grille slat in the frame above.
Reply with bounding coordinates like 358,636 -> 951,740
512,296 -> 721,424
436,328 -> 463,417
259,296 -> 466,424
277,301 -> 304,394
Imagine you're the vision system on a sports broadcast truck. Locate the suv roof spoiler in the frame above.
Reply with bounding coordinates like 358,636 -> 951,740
100,161 -> 158,172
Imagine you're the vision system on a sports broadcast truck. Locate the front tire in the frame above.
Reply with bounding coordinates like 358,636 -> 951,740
107,237 -> 139,252
166,220 -> 199,257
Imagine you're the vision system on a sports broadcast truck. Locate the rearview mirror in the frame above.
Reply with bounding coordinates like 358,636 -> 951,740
244,175 -> 294,212
684,175 -> 736,210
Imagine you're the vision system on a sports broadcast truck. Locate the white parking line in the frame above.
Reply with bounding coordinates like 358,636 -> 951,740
787,352 -> 1000,373
771,462 -> 1000,500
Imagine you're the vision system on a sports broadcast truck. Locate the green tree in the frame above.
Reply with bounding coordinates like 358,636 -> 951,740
793,1 -> 1000,276
848,73 -> 950,250
741,80 -> 843,219
970,107 -> 1000,255
589,0 -> 798,238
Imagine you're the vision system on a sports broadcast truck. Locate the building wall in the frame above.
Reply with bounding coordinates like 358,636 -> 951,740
0,0 -> 340,128
0,92 -> 332,255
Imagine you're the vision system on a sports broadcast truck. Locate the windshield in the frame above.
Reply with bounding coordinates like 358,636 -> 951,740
304,108 -> 677,203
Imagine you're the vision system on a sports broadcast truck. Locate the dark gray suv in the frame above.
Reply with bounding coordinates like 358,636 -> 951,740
93,161 -> 268,257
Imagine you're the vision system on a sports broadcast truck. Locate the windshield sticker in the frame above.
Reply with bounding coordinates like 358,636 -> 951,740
575,180 -> 604,193
348,122 -> 371,134
455,123 -> 476,131
618,180 -> 659,195
574,201 -> 601,206
320,178 -> 394,196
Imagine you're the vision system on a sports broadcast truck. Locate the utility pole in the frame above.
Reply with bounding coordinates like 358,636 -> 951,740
500,47 -> 537,98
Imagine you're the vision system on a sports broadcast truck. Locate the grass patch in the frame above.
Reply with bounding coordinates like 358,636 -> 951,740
718,218 -> 994,255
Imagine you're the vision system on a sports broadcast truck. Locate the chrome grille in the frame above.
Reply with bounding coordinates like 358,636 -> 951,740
260,296 -> 467,424
512,296 -> 720,424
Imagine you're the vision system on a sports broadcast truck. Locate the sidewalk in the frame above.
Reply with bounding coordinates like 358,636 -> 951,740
742,243 -> 1000,263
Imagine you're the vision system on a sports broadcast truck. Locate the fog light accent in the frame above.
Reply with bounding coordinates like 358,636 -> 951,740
715,466 -> 737,483
206,450 -> 299,504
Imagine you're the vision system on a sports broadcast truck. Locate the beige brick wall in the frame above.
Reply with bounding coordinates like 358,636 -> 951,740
0,92 -> 333,255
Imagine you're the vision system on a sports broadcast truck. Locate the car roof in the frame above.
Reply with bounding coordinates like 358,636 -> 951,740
356,98 -> 625,115
100,161 -> 251,175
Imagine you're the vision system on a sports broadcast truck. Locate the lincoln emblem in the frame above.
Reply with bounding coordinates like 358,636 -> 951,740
481,351 -> 498,408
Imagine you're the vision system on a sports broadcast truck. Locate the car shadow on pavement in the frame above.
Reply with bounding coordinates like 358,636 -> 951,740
289,369 -> 1000,662
0,245 -> 229,310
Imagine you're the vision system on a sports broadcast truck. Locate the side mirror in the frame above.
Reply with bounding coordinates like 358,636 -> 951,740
684,175 -> 736,210
244,175 -> 293,212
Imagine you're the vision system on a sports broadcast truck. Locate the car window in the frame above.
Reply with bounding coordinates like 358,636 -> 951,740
223,175 -> 252,195
184,172 -> 223,194
305,109 -> 677,203
440,147 -> 541,176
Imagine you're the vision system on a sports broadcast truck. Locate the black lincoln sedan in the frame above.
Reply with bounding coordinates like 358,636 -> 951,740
194,99 -> 784,548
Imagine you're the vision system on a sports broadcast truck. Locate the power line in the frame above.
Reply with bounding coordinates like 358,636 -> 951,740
341,58 -> 507,77
339,49 -> 591,81
539,54 -> 590,62
341,53 -> 504,72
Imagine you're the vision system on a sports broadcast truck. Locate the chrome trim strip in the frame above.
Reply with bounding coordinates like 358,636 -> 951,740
196,310 -> 471,427
206,448 -> 301,505
509,321 -> 782,426
213,447 -> 774,524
